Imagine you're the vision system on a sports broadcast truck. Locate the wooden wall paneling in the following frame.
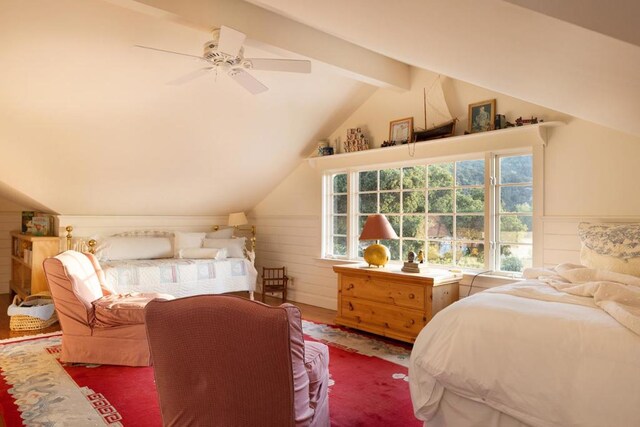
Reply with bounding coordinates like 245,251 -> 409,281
0,213 -> 21,294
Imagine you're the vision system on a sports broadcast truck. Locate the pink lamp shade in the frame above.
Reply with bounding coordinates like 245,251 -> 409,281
359,214 -> 399,241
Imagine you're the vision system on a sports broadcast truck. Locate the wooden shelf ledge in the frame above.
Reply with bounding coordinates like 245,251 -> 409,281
307,121 -> 564,171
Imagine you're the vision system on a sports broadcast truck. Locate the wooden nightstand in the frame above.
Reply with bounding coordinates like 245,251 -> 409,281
333,264 -> 461,343
10,232 -> 60,299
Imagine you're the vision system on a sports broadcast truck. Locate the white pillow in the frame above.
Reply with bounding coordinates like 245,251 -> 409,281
98,237 -> 173,261
578,222 -> 640,276
205,228 -> 234,239
178,247 -> 227,260
202,237 -> 246,258
174,232 -> 206,252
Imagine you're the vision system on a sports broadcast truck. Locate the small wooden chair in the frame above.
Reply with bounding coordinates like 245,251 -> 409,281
261,267 -> 288,303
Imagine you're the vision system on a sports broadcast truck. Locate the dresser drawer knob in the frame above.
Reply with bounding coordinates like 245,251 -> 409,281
346,283 -> 354,291
405,319 -> 415,328
384,322 -> 389,328
408,293 -> 415,299
348,302 -> 354,311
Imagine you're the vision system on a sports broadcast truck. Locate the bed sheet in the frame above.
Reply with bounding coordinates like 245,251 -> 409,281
409,279 -> 640,427
101,258 -> 257,298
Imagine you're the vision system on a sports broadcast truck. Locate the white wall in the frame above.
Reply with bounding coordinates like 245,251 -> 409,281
0,200 -> 22,294
252,67 -> 640,309
0,0 -> 374,217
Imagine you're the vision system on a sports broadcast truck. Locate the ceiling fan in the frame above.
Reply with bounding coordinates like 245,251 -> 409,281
134,26 -> 311,94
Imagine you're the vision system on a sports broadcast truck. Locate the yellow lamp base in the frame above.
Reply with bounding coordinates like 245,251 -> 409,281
363,243 -> 390,267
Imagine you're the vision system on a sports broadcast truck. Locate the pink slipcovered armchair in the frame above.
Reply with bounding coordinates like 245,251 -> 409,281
43,250 -> 173,366
145,295 -> 330,427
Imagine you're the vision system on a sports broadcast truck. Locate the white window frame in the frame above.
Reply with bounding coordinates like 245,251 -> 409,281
321,147 -> 541,274
492,153 -> 534,273
323,172 -> 349,259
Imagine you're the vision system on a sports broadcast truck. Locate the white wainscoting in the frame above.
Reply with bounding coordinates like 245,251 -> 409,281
252,215 -> 342,310
56,215 -> 228,251
253,214 -> 640,309
542,216 -> 640,268
54,214 -> 631,308
0,213 -> 21,294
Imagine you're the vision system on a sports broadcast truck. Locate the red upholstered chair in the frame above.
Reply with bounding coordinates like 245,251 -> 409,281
43,250 -> 173,366
145,295 -> 331,427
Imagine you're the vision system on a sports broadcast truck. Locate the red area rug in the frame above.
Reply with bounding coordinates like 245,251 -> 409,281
0,322 -> 420,426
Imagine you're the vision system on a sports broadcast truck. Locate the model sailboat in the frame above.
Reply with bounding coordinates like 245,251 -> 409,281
414,76 -> 457,142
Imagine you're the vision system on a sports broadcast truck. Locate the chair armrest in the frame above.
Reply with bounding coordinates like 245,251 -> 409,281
304,341 -> 330,406
93,293 -> 173,327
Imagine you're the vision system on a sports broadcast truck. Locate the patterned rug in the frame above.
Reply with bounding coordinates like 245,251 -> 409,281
0,322 -> 419,426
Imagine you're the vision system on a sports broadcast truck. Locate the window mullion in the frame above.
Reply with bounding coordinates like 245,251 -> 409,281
348,170 -> 357,259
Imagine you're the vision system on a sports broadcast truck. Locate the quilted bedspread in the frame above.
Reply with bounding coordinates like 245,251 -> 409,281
101,258 -> 257,297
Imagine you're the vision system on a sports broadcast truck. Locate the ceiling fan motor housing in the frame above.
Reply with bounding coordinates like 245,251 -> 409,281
203,40 -> 243,66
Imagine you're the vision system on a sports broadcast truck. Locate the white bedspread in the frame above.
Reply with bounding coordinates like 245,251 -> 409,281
101,258 -> 257,298
519,263 -> 640,336
409,279 -> 640,427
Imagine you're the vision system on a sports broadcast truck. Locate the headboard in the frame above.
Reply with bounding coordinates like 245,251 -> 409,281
64,225 -> 256,255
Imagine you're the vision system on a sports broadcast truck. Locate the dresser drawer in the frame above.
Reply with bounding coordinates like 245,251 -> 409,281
340,274 -> 425,310
339,297 -> 426,338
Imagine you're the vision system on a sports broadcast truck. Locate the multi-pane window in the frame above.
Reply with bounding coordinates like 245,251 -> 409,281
356,168 -> 403,259
496,154 -> 533,272
328,173 -> 347,257
324,152 -> 535,273
427,160 -> 485,268
353,160 -> 485,267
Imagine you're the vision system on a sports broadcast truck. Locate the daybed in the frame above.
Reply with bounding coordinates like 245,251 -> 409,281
71,228 -> 258,299
409,222 -> 640,427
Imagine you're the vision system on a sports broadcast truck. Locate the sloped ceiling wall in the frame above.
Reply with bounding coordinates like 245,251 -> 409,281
2,0 -> 639,216
0,0 -> 376,215
249,0 -> 640,137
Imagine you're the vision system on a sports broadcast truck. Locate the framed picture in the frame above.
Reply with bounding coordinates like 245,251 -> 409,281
468,99 -> 496,133
389,117 -> 413,143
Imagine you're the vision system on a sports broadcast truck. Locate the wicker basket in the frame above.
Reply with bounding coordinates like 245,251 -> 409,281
8,292 -> 58,331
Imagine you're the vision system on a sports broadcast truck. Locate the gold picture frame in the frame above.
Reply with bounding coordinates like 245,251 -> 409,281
389,117 -> 413,143
468,99 -> 496,133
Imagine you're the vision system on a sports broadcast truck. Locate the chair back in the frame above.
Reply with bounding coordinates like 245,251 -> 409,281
43,251 -> 104,334
263,266 -> 286,283
145,295 -> 312,427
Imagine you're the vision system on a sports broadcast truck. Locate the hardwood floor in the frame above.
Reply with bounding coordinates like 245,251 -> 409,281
0,292 -> 336,340
0,293 -> 61,340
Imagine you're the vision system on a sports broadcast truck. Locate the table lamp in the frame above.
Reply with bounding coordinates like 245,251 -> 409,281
228,212 -> 248,228
359,214 -> 399,267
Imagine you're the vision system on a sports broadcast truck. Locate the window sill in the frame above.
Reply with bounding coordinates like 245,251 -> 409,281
317,258 -> 522,280
315,257 -> 359,265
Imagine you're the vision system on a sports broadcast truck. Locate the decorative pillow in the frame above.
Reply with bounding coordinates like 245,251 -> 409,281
98,237 -> 173,261
202,237 -> 246,258
178,248 -> 227,260
113,230 -> 173,238
578,222 -> 640,276
174,232 -> 206,253
205,228 -> 234,239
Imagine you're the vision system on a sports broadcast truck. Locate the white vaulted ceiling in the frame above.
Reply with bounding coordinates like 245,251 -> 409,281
1,0 -> 639,215
0,0 -> 377,214
248,0 -> 640,137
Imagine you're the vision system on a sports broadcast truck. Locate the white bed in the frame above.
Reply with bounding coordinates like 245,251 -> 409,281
409,222 -> 640,427
77,228 -> 259,299
101,257 -> 257,298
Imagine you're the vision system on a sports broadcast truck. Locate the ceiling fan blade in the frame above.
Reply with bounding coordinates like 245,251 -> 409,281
228,69 -> 268,95
246,58 -> 312,74
218,26 -> 246,57
167,67 -> 214,85
134,45 -> 204,61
